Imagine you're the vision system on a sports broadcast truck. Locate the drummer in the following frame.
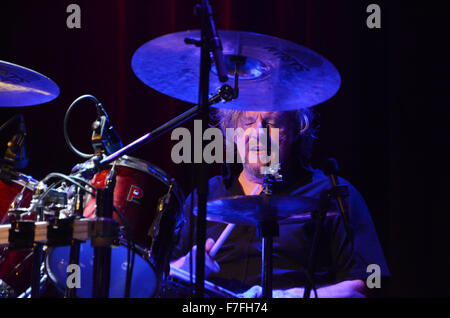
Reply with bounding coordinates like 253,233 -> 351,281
171,108 -> 390,298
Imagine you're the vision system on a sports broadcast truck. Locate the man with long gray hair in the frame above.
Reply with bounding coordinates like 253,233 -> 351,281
171,107 -> 389,298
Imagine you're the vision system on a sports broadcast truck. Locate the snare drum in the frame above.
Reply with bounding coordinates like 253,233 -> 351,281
0,174 -> 38,297
45,157 -> 185,297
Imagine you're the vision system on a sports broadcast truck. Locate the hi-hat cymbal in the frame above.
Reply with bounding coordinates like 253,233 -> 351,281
193,195 -> 336,226
0,60 -> 60,107
132,30 -> 341,111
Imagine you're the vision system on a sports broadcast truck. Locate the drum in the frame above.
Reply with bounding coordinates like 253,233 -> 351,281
0,174 -> 36,222
45,156 -> 185,297
45,240 -> 157,298
82,156 -> 184,246
0,174 -> 38,297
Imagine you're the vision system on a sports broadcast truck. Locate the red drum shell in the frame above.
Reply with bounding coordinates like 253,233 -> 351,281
83,156 -> 184,248
0,179 -> 33,222
0,177 -> 35,296
82,157 -> 184,295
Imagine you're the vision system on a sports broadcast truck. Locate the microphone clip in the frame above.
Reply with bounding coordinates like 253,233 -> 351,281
0,114 -> 28,181
91,102 -> 123,156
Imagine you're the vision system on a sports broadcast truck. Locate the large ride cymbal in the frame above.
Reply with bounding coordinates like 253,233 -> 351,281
0,60 -> 60,107
132,30 -> 341,111
193,195 -> 339,226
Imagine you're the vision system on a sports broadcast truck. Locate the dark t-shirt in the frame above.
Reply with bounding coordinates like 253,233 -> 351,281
172,168 -> 390,293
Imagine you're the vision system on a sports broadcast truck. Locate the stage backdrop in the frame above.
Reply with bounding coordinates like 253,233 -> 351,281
0,0 -> 448,297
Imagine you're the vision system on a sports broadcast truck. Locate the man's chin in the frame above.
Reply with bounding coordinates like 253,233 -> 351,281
243,163 -> 267,181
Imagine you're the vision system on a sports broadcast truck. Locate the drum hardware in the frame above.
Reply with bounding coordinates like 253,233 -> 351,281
62,95 -> 121,300
180,0 -> 228,299
65,238 -> 81,298
166,266 -> 238,298
130,0 -> 340,294
64,94 -> 123,160
73,156 -> 184,297
7,193 -> 31,223
81,10 -> 237,302
94,71 -> 239,171
62,92 -> 197,297
192,182 -> 343,298
91,166 -> 118,298
148,183 -> 174,252
9,181 -> 45,298
256,170 -> 283,298
0,167 -> 110,299
0,278 -> 15,298
27,179 -> 62,298
0,218 -> 113,247
64,186 -> 85,298
63,42 -> 237,298
0,172 -> 37,297
303,158 -> 351,299
17,262 -> 49,298
8,221 -> 36,250
31,242 -> 43,297
65,84 -> 240,298
123,239 -> 136,298
0,1 -> 346,297
0,114 -> 28,172
324,158 -> 352,238
0,215 -> 127,297
47,217 -> 79,247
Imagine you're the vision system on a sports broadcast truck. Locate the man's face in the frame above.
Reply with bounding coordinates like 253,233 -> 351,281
234,111 -> 295,180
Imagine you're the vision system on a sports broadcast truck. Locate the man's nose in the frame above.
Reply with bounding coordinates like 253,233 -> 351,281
255,118 -> 268,129
250,120 -> 268,140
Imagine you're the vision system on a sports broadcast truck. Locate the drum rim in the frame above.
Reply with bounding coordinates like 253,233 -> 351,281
44,239 -> 158,298
9,173 -> 39,191
114,156 -> 171,183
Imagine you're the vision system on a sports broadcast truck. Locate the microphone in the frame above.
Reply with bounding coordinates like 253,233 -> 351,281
0,114 -> 28,182
186,0 -> 228,82
203,0 -> 228,82
91,102 -> 123,156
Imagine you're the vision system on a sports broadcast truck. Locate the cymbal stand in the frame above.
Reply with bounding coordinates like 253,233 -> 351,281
65,186 -> 85,298
303,176 -> 349,298
303,188 -> 329,298
258,216 -> 279,299
91,167 -> 119,298
185,0 -> 228,298
258,171 -> 282,298
83,0 -> 230,299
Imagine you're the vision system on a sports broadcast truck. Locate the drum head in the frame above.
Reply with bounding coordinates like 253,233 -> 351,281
45,242 -> 157,298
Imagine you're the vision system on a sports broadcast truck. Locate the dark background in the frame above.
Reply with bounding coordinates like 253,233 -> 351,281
0,0 -> 448,297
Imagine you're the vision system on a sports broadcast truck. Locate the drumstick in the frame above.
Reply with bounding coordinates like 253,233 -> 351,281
208,184 -> 261,258
209,223 -> 235,258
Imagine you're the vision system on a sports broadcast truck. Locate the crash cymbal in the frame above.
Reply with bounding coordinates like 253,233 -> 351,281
132,30 -> 341,111
0,60 -> 60,107
193,195 -> 336,226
